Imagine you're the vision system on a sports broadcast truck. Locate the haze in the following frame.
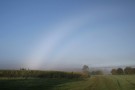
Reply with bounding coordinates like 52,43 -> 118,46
0,0 -> 135,70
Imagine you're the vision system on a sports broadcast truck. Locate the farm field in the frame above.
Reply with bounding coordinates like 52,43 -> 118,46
53,75 -> 135,90
0,75 -> 135,90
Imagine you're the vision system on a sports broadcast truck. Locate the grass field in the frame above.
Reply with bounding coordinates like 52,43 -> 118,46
0,75 -> 135,90
52,75 -> 135,90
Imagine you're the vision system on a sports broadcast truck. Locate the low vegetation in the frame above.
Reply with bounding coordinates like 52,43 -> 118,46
0,66 -> 135,90
52,75 -> 135,90
0,70 -> 88,79
0,75 -> 135,90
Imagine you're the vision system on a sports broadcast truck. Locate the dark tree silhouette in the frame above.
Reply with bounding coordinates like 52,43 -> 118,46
111,69 -> 117,75
111,67 -> 135,75
132,68 -> 135,74
124,67 -> 135,74
117,68 -> 124,75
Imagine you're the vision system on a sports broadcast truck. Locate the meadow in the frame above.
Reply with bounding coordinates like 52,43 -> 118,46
0,73 -> 135,90
53,75 -> 135,90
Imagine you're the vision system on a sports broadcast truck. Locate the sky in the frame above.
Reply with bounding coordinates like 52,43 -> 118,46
0,0 -> 135,70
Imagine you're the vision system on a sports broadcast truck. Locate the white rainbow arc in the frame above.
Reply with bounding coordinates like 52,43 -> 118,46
24,13 -> 91,69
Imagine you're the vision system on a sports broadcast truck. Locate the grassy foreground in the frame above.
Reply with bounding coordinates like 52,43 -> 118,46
0,75 -> 135,90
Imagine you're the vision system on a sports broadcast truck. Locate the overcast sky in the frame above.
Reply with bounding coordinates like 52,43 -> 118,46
0,0 -> 135,69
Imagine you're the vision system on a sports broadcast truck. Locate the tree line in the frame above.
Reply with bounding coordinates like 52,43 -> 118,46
82,65 -> 103,76
0,70 -> 88,79
111,67 -> 135,75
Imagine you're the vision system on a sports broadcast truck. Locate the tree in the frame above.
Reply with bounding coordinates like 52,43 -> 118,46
111,69 -> 117,75
82,65 -> 90,77
132,68 -> 135,74
124,67 -> 135,74
117,68 -> 124,75
124,67 -> 132,74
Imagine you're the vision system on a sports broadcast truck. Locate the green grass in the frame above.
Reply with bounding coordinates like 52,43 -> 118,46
0,75 -> 135,90
52,75 -> 135,90
0,78 -> 81,90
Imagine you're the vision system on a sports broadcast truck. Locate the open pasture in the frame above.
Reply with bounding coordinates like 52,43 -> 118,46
0,75 -> 135,90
